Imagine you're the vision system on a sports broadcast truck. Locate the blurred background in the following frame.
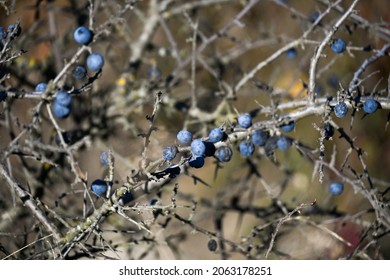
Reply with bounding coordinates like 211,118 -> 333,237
0,0 -> 390,259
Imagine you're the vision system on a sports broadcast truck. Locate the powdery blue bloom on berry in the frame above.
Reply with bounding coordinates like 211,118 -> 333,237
162,145 -> 177,161
363,98 -> 378,114
35,83 -> 47,93
177,130 -> 192,144
91,179 -> 107,196
239,141 -> 255,157
280,120 -> 295,133
100,151 -> 110,166
73,26 -> 93,45
73,65 -> 87,79
188,156 -> 205,169
329,181 -> 344,196
238,113 -> 252,128
208,128 -> 224,143
55,90 -> 72,107
216,146 -> 233,162
286,48 -> 297,58
331,38 -> 347,54
277,136 -> 291,151
87,52 -> 105,71
52,102 -> 71,119
334,102 -> 348,118
251,130 -> 269,146
191,139 -> 206,157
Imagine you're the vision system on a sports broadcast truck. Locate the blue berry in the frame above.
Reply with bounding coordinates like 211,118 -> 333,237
73,65 -> 87,79
331,38 -> 346,54
35,82 -> 47,93
277,136 -> 291,151
177,130 -> 192,144
323,124 -> 334,140
280,120 -> 295,132
239,141 -> 255,157
87,52 -> 105,71
0,27 -> 6,39
73,26 -> 93,45
309,11 -> 320,23
216,146 -> 233,162
91,179 -> 107,196
329,181 -> 344,196
208,128 -> 224,143
165,166 -> 181,178
52,102 -> 71,119
100,151 -> 110,166
238,113 -> 252,128
251,130 -> 269,146
334,102 -> 348,118
162,145 -> 177,161
363,98 -> 378,114
286,48 -> 297,58
188,156 -> 205,169
7,24 -> 21,38
204,141 -> 216,157
55,90 -> 72,107
0,91 -> 7,102
191,139 -> 206,157
120,191 -> 134,204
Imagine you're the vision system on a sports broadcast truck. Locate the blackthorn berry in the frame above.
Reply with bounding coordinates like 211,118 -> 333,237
286,48 -> 297,58
0,27 -> 6,39
329,181 -> 344,196
191,139 -> 206,157
280,120 -> 295,132
330,38 -> 346,54
177,130 -> 192,144
7,24 -> 21,38
334,102 -> 348,118
0,91 -> 7,102
309,11 -> 320,23
120,191 -> 134,204
55,131 -> 73,145
216,146 -> 233,162
363,98 -> 378,114
73,65 -> 87,79
208,128 -> 223,143
188,156 -> 205,169
35,83 -> 47,93
100,151 -> 110,166
52,102 -> 71,119
162,145 -> 177,161
251,130 -> 269,146
55,90 -> 72,107
323,123 -> 334,140
277,136 -> 291,151
73,26 -> 93,45
87,52 -> 105,71
239,141 -> 255,157
238,113 -> 252,128
204,142 -> 216,157
91,179 -> 107,196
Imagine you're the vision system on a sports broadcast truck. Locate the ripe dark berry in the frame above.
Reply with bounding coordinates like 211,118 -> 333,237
55,131 -> 73,145
7,24 -> 21,39
188,156 -> 205,169
330,38 -> 346,54
191,139 -> 206,157
120,191 -> 134,205
334,102 -> 348,118
329,181 -> 344,196
208,239 -> 218,252
309,11 -> 320,23
277,136 -> 291,151
286,48 -> 297,58
204,142 -> 216,157
91,179 -> 107,196
208,128 -> 224,143
0,91 -> 7,102
73,26 -> 93,45
239,141 -> 255,157
216,146 -> 233,162
35,83 -> 47,93
177,130 -> 192,144
323,124 -> 334,140
52,102 -> 71,119
162,145 -> 177,161
87,52 -> 105,71
0,27 -> 6,39
251,130 -> 269,146
280,120 -> 295,133
363,98 -> 378,114
73,65 -> 87,79
238,113 -> 252,128
55,90 -> 72,107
